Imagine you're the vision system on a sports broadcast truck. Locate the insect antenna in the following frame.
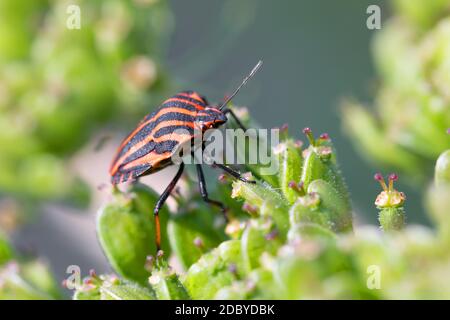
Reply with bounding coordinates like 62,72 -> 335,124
218,60 -> 263,111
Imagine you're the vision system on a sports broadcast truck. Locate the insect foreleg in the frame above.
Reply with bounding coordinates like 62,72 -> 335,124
223,108 -> 247,131
154,162 -> 185,253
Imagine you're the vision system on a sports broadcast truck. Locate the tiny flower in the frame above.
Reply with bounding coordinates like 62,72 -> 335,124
294,140 -> 304,149
273,142 -> 287,155
149,274 -> 161,286
280,123 -> 289,133
145,255 -> 154,272
228,263 -> 238,275
317,146 -> 332,159
374,173 -> 406,208
298,192 -> 321,208
242,202 -> 258,214
193,237 -> 204,248
245,280 -> 257,292
288,180 -> 306,196
241,172 -> 254,181
218,173 -> 228,183
109,275 -> 120,285
319,133 -> 330,141
303,127 -> 316,146
225,219 -> 243,238
156,250 -> 164,259
265,230 -> 278,241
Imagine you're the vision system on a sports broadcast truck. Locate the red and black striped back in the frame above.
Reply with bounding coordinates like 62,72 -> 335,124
109,91 -> 208,184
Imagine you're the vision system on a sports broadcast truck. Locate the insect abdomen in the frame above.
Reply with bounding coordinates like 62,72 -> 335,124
110,91 -> 208,184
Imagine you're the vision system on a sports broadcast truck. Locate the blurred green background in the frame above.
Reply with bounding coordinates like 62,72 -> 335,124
4,0 -> 447,297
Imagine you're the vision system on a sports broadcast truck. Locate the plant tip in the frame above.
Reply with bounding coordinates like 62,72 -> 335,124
228,263 -> 238,275
265,230 -> 278,241
280,123 -> 289,132
218,174 -> 228,183
193,237 -> 204,248
89,269 -> 97,278
288,181 -> 297,189
303,127 -> 316,146
374,173 -> 383,181
389,173 -> 398,182
242,203 -> 258,214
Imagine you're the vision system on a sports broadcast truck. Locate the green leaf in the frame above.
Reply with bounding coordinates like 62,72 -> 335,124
184,240 -> 243,299
100,281 -> 155,300
288,223 -> 337,242
307,179 -> 353,232
97,183 -> 170,285
74,275 -> 155,300
241,219 -> 282,273
435,150 -> 450,186
274,140 -> 303,204
168,205 -> 226,270
149,268 -> 190,300
232,180 -> 290,238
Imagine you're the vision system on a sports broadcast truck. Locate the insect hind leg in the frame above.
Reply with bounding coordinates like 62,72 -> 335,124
154,163 -> 185,253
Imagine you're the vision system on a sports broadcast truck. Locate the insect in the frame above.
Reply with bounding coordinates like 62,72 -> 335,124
109,61 -> 263,253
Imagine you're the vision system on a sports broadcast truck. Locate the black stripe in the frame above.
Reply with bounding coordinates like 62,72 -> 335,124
130,164 -> 152,178
120,172 -> 130,183
122,141 -> 156,164
173,94 -> 206,106
162,100 -> 200,112
114,112 -> 195,162
155,140 -> 179,154
153,125 -> 194,138
111,164 -> 152,185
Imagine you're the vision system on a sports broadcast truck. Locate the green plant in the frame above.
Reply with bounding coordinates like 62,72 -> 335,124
67,108 -> 450,299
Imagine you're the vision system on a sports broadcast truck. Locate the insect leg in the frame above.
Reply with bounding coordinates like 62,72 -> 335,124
223,108 -> 247,131
211,162 -> 256,184
154,163 -> 185,253
196,164 -> 228,219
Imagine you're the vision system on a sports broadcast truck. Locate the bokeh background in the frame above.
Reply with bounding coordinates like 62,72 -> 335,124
4,0 -> 436,297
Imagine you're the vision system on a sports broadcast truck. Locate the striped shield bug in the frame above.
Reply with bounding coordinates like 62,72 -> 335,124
109,61 -> 263,253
